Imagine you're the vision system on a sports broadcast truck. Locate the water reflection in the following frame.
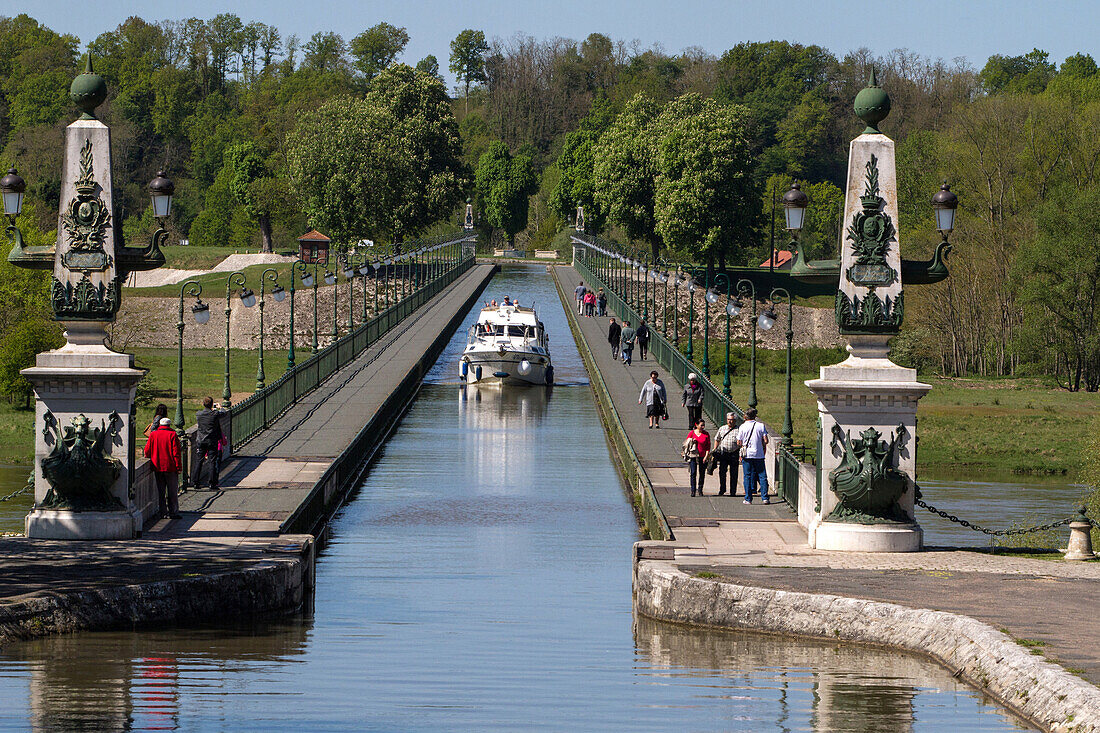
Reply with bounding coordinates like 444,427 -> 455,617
634,615 -> 1028,732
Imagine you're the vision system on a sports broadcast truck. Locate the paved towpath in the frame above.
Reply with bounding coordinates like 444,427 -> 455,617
555,264 -> 1100,687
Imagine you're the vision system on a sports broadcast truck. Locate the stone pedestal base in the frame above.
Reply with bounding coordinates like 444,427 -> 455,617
26,509 -> 134,540
814,521 -> 923,552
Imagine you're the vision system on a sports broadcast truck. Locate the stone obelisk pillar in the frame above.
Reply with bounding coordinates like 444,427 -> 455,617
20,57 -> 146,539
805,71 -> 929,552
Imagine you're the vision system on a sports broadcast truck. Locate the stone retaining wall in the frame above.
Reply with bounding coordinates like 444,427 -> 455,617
634,555 -> 1100,733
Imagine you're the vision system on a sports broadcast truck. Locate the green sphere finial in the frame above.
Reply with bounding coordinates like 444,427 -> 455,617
853,66 -> 891,135
70,53 -> 107,120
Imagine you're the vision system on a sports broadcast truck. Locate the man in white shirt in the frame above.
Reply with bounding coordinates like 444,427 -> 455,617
712,412 -> 740,496
737,407 -> 769,504
574,282 -> 586,314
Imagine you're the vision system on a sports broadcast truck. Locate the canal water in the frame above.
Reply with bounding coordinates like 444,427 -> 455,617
0,265 -> 1030,730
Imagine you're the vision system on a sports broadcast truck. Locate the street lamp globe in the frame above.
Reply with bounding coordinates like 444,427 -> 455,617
358,264 -> 370,276
932,182 -> 958,234
301,271 -> 315,288
240,288 -> 257,308
343,264 -> 355,279
705,287 -> 720,304
782,182 -> 809,231
659,271 -> 670,284
727,299 -> 742,317
0,167 -> 26,217
324,271 -> 336,286
758,307 -> 778,331
148,170 -> 174,219
688,280 -> 697,294
192,300 -> 211,324
271,284 -> 286,302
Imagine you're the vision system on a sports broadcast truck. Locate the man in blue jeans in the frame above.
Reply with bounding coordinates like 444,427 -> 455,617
737,407 -> 770,504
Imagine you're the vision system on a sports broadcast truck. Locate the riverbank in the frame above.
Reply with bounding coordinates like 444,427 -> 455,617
0,264 -> 496,646
552,262 -> 1100,733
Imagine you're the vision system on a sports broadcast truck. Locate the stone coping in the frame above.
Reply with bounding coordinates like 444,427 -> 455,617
634,555 -> 1100,733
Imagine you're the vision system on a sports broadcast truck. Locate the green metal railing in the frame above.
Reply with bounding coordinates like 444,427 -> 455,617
230,234 -> 477,450
570,234 -> 816,512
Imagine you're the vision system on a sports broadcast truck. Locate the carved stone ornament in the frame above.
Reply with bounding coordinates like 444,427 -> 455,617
51,272 -> 119,320
826,423 -> 910,524
835,288 -> 903,333
844,154 -> 897,288
60,139 -> 111,264
39,411 -> 123,511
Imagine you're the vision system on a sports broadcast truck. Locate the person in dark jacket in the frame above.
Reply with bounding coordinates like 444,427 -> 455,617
194,396 -> 224,490
636,320 -> 650,360
682,373 -> 704,429
143,418 -> 182,519
607,317 -> 622,360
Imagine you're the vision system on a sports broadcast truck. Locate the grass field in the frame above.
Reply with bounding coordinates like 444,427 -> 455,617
159,245 -> 296,270
0,347 -> 290,465
126,261 -> 301,298
695,342 -> 1100,477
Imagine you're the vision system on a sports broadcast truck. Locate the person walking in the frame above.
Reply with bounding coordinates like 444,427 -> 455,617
681,418 -> 710,497
638,371 -> 668,429
636,320 -> 650,360
143,417 -> 182,519
712,412 -> 741,496
737,407 -> 770,504
596,288 -> 607,317
583,289 -> 596,317
194,396 -> 224,491
608,317 -> 622,360
575,281 -> 586,314
681,373 -> 704,429
620,320 -> 637,366
143,403 -> 169,439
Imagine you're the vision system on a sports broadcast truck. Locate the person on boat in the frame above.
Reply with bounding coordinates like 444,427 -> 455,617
638,371 -> 667,429
682,374 -> 704,429
681,418 -> 711,498
619,320 -> 636,366
737,407 -> 770,505
608,318 -> 621,360
502,296 -> 512,306
490,299 -> 498,307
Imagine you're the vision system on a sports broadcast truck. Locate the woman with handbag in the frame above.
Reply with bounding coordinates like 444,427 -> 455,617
681,418 -> 711,497
638,371 -> 668,429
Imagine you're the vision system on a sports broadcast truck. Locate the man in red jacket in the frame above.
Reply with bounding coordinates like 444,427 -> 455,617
143,418 -> 182,519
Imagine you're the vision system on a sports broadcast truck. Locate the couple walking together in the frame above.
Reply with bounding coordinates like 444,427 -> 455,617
681,407 -> 770,502
608,317 -> 650,366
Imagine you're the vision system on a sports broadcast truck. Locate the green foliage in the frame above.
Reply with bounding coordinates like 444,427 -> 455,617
303,32 -> 348,73
652,94 -> 760,265
416,55 -> 442,82
475,141 -> 537,244
349,22 -> 408,80
979,48 -> 1056,95
288,65 -> 466,244
0,318 -> 62,405
449,29 -> 489,103
592,93 -> 660,247
549,129 -> 605,233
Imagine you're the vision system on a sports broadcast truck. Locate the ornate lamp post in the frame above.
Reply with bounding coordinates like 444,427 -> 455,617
324,266 -> 337,342
673,273 -> 684,345
340,252 -> 356,331
358,257 -> 371,322
686,275 -> 697,364
223,271 -> 254,406
640,258 -> 650,321
704,275 -> 721,376
1,168 -> 27,247
932,182 -> 958,245
255,268 -> 283,391
712,273 -> 734,396
287,260 -> 313,369
761,289 -> 793,446
174,281 -> 209,431
658,268 -> 670,336
730,278 -> 758,409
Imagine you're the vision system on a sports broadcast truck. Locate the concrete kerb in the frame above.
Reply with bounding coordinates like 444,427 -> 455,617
634,557 -> 1100,733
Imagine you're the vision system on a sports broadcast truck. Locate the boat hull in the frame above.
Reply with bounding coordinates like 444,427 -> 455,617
460,350 -> 552,386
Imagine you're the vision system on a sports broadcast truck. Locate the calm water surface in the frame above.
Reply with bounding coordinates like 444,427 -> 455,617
0,266 -> 1030,730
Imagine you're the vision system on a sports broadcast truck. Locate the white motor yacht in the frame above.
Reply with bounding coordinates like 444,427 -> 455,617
460,299 -> 553,385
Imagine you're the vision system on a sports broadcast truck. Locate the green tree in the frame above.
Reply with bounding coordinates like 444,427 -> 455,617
475,141 -> 537,246
652,94 -> 759,270
223,141 -> 293,252
592,93 -> 661,254
416,54 -> 442,82
979,48 -> 1056,95
349,22 -> 409,80
0,317 -> 63,407
303,31 -> 348,74
549,129 -> 604,233
449,29 -> 489,113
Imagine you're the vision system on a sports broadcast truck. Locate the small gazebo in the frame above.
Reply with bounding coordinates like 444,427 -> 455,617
298,229 -> 331,265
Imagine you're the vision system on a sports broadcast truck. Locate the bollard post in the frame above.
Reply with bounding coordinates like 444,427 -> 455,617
1064,506 -> 1096,561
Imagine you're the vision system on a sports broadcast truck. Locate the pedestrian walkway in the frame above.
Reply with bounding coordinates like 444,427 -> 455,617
554,263 -> 1100,688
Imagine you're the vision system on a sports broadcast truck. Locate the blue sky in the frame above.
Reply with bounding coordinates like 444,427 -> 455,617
9,0 -> 1099,87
